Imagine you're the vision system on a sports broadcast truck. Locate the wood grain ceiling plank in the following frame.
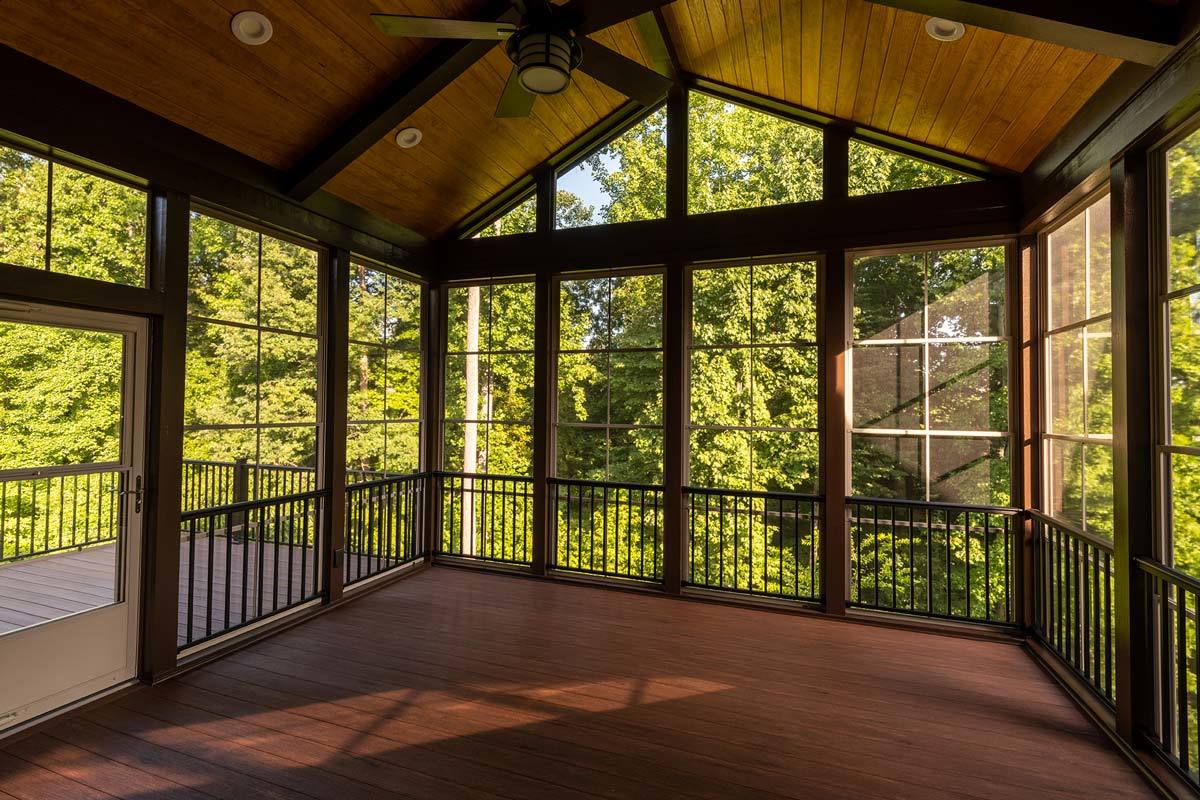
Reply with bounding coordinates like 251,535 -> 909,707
800,0 -> 824,110
985,50 -> 1110,168
683,1 -> 725,81
817,0 -> 847,113
696,0 -> 736,86
851,4 -> 897,124
720,0 -> 754,91
923,27 -> 1004,150
741,0 -> 771,97
905,27 -> 975,142
660,3 -> 703,74
964,41 -> 1066,163
834,0 -> 872,121
869,10 -> 920,131
761,0 -> 786,100
887,16 -> 940,136
780,0 -> 806,104
943,35 -> 1032,159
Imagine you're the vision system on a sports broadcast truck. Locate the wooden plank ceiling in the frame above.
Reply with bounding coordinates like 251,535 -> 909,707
2,1 -> 1122,239
661,0 -> 1122,172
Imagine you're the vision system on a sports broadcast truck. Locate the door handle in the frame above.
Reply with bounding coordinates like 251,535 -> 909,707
119,475 -> 144,514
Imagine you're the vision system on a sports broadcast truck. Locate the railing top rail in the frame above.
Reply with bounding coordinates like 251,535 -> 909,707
549,476 -> 665,492
1135,557 -> 1200,595
0,462 -> 125,482
685,485 -> 822,503
181,458 -> 317,473
346,472 -> 427,492
435,470 -> 535,483
180,488 -> 329,521
847,495 -> 1020,516
1029,508 -> 1115,552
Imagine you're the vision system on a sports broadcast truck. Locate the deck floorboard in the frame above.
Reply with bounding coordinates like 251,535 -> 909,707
0,567 -> 1154,798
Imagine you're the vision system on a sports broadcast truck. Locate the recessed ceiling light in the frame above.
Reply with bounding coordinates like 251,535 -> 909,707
925,17 -> 965,42
231,11 -> 273,46
395,127 -> 423,148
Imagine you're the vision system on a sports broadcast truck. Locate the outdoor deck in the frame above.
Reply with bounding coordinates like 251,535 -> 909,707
0,567 -> 1152,799
0,538 -> 326,646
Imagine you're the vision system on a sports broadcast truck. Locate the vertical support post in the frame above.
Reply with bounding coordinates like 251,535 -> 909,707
322,248 -> 350,604
421,283 -> 446,563
823,124 -> 850,205
535,166 -> 556,235
1016,236 -> 1039,630
666,85 -> 687,219
820,249 -> 850,615
663,263 -> 686,593
142,187 -> 188,679
1112,150 -> 1155,742
531,274 -> 554,575
231,456 -> 249,542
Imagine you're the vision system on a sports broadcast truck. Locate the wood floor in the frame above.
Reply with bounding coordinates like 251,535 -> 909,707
0,567 -> 1153,799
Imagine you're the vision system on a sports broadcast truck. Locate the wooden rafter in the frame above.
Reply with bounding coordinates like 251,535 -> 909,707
866,0 -> 1180,65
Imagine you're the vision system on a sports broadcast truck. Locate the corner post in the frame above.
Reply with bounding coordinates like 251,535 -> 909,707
142,188 -> 188,680
666,85 -> 687,219
663,263 -> 686,594
532,274 -> 554,575
322,247 -> 350,604
421,281 -> 446,562
1111,150 -> 1155,742
1016,235 -> 1040,630
820,249 -> 850,615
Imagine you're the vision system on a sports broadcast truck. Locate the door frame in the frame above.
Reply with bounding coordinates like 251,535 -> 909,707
0,300 -> 149,732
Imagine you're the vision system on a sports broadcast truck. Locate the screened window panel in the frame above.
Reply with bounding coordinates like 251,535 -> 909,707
927,247 -> 1006,339
848,140 -> 976,196
852,345 -> 923,430
851,434 -> 925,501
928,437 -> 1010,506
1170,452 -> 1200,577
1170,292 -> 1200,447
348,344 -> 386,421
474,195 -> 536,238
926,342 -> 1008,432
1168,129 -> 1200,292
851,253 -> 925,341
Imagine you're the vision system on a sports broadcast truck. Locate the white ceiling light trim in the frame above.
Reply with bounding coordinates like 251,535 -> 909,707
925,17 -> 965,42
231,11 -> 274,46
395,127 -> 423,148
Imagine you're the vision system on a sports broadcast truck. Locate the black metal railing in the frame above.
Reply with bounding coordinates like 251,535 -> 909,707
436,472 -> 533,565
0,467 -> 124,563
178,489 -> 327,649
1139,557 -> 1200,786
685,486 -> 822,602
849,497 -> 1016,624
181,458 -> 386,513
1032,511 -> 1115,705
344,473 -> 425,586
550,478 -> 663,582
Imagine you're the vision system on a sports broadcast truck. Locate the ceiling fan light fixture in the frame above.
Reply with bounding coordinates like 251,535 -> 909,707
925,17 -> 965,42
231,11 -> 273,45
508,29 -> 581,95
395,127 -> 423,148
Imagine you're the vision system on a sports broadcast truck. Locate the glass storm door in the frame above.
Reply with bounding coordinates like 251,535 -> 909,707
0,302 -> 147,731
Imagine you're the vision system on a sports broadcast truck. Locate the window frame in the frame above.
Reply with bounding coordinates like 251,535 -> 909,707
1037,187 -> 1114,537
441,276 -> 537,477
346,257 -> 425,479
551,266 -> 666,484
684,255 -> 822,492
848,238 -> 1017,505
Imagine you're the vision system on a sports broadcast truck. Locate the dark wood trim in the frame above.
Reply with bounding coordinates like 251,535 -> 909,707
0,263 -> 166,316
535,165 -> 556,236
685,75 -> 1009,179
665,86 -> 687,219
823,124 -> 850,205
1023,29 -> 1200,231
284,0 -> 520,201
531,274 -> 554,576
1016,235 -> 1040,630
422,283 -> 448,563
1110,150 -> 1156,743
0,46 -> 424,269
662,264 -> 686,594
820,250 -> 850,615
439,178 -> 1020,279
866,0 -> 1178,65
322,248 -> 351,604
140,188 -> 188,681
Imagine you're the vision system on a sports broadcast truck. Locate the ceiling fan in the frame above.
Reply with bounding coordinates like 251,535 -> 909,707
371,0 -> 673,118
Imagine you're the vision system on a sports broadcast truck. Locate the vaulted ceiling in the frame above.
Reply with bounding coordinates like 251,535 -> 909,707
1,1 -> 1139,240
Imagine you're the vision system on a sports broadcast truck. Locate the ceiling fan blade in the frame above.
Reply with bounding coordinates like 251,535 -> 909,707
370,14 -> 517,40
562,0 -> 674,35
577,38 -> 672,107
495,67 -> 536,118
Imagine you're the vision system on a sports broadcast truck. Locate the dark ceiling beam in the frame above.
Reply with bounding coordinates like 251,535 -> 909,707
0,46 -> 425,269
284,0 -> 519,202
866,0 -> 1179,65
436,177 -> 1019,279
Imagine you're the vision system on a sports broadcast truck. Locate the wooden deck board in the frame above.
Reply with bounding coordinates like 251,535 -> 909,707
0,567 -> 1152,798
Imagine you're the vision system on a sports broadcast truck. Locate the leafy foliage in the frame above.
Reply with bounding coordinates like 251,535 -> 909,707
848,140 -> 975,196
